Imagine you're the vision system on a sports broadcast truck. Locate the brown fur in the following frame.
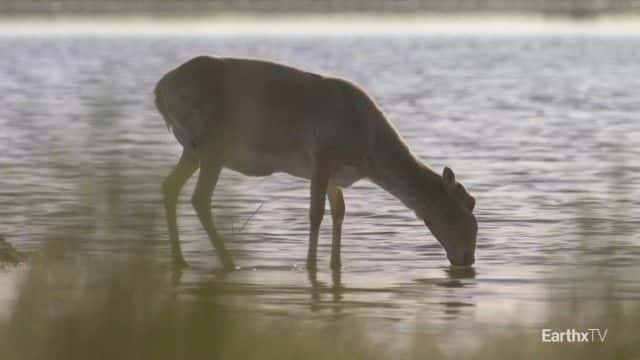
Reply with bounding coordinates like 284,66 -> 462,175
156,56 -> 478,270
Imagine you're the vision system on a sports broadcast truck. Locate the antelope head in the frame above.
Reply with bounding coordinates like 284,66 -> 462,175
423,167 -> 477,267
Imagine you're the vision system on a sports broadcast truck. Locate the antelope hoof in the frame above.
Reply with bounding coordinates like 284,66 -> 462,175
221,257 -> 237,272
172,257 -> 189,270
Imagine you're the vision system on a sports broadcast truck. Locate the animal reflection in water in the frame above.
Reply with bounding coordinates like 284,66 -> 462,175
155,56 -> 478,274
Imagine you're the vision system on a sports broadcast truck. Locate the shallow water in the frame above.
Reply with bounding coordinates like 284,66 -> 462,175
1,34 -> 640,331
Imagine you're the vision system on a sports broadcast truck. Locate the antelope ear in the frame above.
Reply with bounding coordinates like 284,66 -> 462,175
442,166 -> 456,192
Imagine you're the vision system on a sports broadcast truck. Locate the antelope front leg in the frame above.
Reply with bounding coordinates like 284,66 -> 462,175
327,186 -> 345,270
307,161 -> 331,271
163,151 -> 198,267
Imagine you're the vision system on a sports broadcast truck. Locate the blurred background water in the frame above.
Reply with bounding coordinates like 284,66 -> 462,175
1,0 -> 639,17
1,32 -> 640,337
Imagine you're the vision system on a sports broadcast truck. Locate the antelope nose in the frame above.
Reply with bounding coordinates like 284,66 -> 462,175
449,249 -> 475,267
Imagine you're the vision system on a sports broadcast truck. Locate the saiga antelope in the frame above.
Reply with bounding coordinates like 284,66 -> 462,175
155,56 -> 477,271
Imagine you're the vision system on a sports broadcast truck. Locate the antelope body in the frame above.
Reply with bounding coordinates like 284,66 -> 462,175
155,56 -> 477,271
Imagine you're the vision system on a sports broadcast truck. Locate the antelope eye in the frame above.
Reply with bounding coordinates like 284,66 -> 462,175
468,196 -> 476,211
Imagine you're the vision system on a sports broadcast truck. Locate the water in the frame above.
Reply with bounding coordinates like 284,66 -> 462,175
1,33 -> 640,331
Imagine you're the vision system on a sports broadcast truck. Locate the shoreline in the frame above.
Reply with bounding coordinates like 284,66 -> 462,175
1,14 -> 640,36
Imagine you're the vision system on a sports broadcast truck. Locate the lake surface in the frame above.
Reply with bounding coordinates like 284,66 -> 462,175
1,33 -> 640,335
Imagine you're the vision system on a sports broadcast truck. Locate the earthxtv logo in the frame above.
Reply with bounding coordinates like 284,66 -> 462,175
541,328 -> 608,343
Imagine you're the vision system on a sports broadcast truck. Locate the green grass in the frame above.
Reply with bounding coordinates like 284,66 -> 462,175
0,155 -> 638,359
1,210 -> 639,360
